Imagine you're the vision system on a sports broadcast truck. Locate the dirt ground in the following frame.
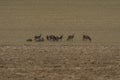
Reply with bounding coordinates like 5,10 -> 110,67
0,45 -> 120,80
0,0 -> 120,80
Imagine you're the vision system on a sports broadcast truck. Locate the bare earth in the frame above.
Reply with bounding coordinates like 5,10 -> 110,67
0,0 -> 120,80
0,45 -> 120,80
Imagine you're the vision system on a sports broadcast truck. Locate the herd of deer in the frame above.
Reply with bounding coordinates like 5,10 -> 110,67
26,34 -> 92,42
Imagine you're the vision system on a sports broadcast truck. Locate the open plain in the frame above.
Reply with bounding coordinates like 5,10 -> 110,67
0,45 -> 120,80
0,0 -> 120,80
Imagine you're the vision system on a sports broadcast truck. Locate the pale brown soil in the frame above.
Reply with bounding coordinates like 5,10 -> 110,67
0,45 -> 120,80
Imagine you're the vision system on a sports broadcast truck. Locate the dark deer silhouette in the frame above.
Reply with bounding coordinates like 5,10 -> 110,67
34,34 -> 45,42
46,35 -> 63,42
82,35 -> 91,41
56,35 -> 63,41
26,39 -> 32,42
34,34 -> 41,39
35,37 -> 44,42
46,35 -> 56,41
67,34 -> 74,41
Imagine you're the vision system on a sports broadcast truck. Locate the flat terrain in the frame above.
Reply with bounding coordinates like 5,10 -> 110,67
0,0 -> 120,80
0,45 -> 120,80
0,0 -> 120,45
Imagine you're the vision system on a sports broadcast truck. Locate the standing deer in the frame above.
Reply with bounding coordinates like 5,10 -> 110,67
67,34 -> 74,41
56,35 -> 63,41
82,35 -> 91,41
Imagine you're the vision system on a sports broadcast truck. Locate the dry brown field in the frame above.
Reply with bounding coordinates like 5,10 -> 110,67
0,0 -> 120,80
0,45 -> 120,80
